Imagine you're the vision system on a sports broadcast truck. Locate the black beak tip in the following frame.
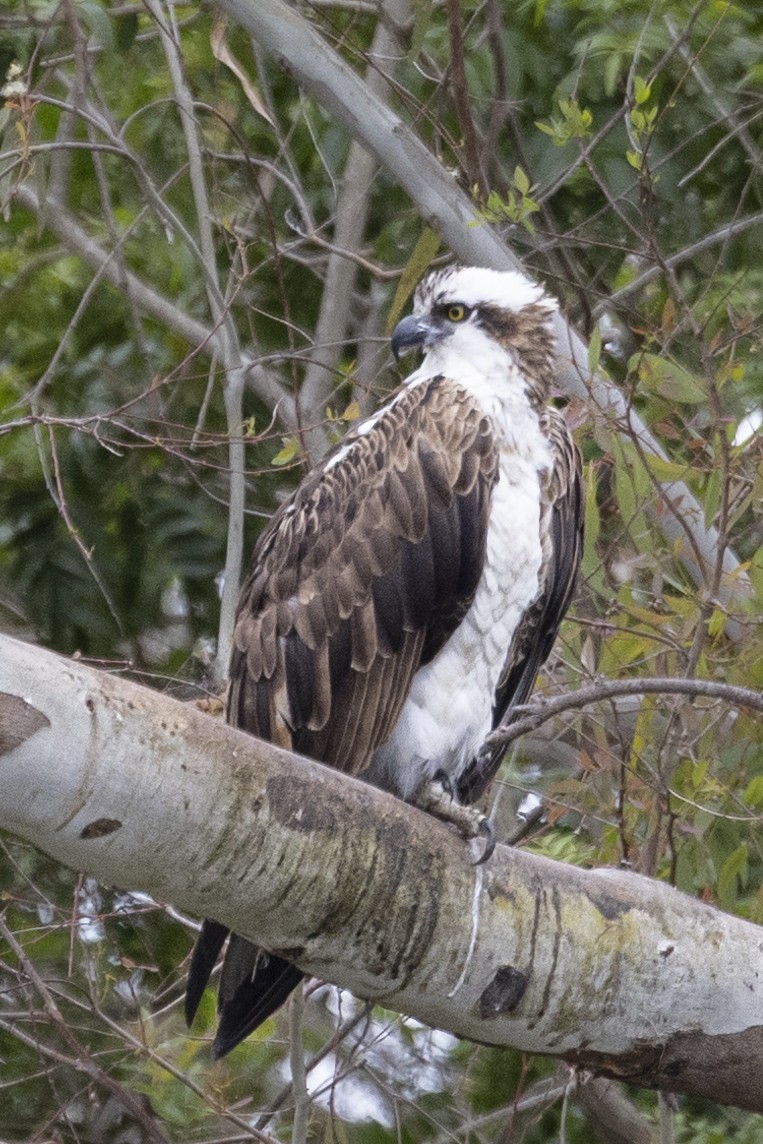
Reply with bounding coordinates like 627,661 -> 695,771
391,314 -> 432,362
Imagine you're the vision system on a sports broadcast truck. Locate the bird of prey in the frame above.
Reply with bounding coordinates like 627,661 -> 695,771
185,265 -> 584,1057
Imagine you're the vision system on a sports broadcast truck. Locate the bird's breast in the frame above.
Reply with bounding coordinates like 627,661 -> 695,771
366,413 -> 551,800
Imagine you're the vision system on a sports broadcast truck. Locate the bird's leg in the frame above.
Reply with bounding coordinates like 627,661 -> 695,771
414,771 -> 495,863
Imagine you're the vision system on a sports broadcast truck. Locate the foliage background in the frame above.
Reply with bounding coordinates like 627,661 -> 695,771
0,0 -> 761,1140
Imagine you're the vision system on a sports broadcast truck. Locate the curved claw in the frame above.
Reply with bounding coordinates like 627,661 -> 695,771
474,817 -> 496,865
431,768 -> 456,800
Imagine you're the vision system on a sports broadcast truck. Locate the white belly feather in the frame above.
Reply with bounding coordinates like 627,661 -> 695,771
367,387 -> 552,800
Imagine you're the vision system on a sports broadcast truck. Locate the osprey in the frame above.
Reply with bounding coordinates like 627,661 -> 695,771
185,265 -> 583,1056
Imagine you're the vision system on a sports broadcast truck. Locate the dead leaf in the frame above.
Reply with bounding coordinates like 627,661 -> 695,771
211,14 -> 273,126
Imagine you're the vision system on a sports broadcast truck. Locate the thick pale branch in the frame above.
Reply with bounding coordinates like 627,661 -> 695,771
0,634 -> 761,1111
214,0 -> 749,624
299,0 -> 411,435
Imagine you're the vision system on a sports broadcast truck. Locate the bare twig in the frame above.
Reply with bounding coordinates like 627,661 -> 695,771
598,209 -> 763,314
214,0 -> 750,634
0,917 -> 170,1144
299,0 -> 410,441
146,0 -> 249,680
254,1003 -> 373,1129
665,13 -> 763,174
289,989 -> 309,1144
484,676 -> 763,752
445,0 -> 487,198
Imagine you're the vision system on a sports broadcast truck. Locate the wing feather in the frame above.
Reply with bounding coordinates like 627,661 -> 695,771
190,375 -> 499,1057
400,533 -> 434,630
232,375 -> 498,775
328,664 -> 372,770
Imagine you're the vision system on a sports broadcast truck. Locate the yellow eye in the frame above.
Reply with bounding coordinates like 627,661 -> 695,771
447,304 -> 467,322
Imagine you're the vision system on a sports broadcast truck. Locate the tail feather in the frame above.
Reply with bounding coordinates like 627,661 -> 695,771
185,918 -> 229,1028
213,935 -> 304,1058
185,923 -> 304,1058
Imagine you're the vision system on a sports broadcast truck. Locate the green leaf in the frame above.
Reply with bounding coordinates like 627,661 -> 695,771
588,326 -> 602,374
271,436 -> 300,466
641,454 -> 692,483
742,776 -> 763,810
581,461 -> 605,593
610,436 -> 650,545
341,400 -> 360,421
387,228 -> 441,333
717,843 -> 748,912
707,606 -> 726,639
535,97 -> 591,146
410,0 -> 434,57
630,107 -> 647,133
634,353 -> 707,404
77,2 -> 115,51
513,165 -> 530,195
633,75 -> 651,105
704,470 -> 721,530
115,11 -> 139,52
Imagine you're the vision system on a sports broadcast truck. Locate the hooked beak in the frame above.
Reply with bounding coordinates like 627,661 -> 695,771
391,314 -> 442,361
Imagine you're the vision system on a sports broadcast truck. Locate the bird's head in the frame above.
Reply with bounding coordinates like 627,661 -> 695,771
391,266 -> 558,400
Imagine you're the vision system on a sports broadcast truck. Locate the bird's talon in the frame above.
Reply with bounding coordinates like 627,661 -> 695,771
414,778 -> 497,861
475,817 -> 496,864
431,768 -> 456,800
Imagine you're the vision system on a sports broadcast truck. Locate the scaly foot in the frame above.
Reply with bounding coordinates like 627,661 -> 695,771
413,773 -> 495,863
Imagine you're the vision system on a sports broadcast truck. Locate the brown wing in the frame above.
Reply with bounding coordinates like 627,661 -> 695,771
457,408 -> 583,804
187,375 -> 499,1056
227,375 -> 499,775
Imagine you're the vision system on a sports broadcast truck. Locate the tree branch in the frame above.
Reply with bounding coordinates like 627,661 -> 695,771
298,0 -> 411,444
144,0 -> 249,680
486,676 -> 763,750
0,633 -> 761,1112
213,0 -> 750,630
598,208 -> 763,313
11,182 -> 292,427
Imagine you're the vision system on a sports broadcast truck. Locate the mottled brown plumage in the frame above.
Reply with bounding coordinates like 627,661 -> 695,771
185,265 -> 584,1057
228,376 -> 498,775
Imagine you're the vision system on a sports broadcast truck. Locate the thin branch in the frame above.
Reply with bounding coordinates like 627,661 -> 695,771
11,181 -> 290,423
445,0 -> 487,198
214,0 -> 751,634
36,86 -> 225,297
146,0 -> 248,680
289,989 -> 309,1144
32,421 -> 124,633
485,676 -> 763,752
10,185 -> 203,356
598,209 -> 763,314
0,917 -> 170,1144
254,1003 -> 373,1130
81,991 -> 275,1142
665,13 -> 763,174
299,0 -> 410,440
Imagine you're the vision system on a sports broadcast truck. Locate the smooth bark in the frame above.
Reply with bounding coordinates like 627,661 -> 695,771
1,634 -> 761,1111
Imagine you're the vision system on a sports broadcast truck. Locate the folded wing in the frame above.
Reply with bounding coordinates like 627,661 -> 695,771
187,375 -> 499,1054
